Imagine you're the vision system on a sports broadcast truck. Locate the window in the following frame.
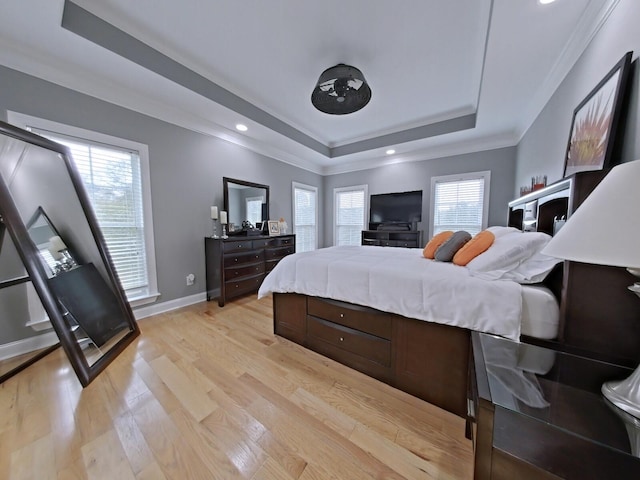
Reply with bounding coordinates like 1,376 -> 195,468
334,185 -> 367,246
430,171 -> 491,238
246,196 -> 264,226
9,112 -> 159,306
292,182 -> 318,252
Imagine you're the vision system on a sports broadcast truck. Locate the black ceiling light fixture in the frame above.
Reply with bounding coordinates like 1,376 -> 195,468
311,64 -> 372,115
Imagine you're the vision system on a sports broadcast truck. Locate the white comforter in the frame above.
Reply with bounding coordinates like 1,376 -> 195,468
258,245 -> 523,340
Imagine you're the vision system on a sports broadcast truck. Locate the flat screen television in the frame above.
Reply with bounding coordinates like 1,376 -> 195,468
369,190 -> 423,230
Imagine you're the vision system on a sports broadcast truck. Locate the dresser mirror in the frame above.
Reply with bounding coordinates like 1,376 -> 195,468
223,177 -> 269,233
0,121 -> 139,386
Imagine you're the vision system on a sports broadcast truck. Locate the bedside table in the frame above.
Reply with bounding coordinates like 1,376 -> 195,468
469,331 -> 640,479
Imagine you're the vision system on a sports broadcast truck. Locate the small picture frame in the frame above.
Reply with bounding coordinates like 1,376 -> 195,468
563,51 -> 632,177
268,220 -> 280,236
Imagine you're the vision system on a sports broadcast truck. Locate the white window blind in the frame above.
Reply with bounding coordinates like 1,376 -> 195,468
431,172 -> 490,237
32,129 -> 149,296
246,196 -> 264,226
335,186 -> 367,246
293,183 -> 317,252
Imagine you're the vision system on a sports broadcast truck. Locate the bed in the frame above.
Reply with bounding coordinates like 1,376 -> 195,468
258,227 -> 562,418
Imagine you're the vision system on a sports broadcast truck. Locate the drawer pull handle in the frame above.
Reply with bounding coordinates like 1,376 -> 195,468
339,337 -> 344,342
238,244 -> 242,248
340,313 -> 344,318
256,255 -> 259,259
235,258 -> 238,262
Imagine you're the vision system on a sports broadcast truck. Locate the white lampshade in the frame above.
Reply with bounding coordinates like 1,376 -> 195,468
542,159 -> 640,269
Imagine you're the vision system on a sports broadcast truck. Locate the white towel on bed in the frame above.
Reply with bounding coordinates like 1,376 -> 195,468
259,246 -> 523,340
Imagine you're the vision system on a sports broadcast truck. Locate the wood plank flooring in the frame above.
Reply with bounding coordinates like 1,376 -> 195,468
0,294 -> 474,479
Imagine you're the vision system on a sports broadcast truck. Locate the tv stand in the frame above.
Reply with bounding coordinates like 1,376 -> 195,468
361,230 -> 422,248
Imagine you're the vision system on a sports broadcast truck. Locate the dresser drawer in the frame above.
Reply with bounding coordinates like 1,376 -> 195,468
223,240 -> 255,252
223,249 -> 264,268
307,297 -> 392,339
274,236 -> 294,247
225,262 -> 265,280
225,275 -> 264,297
265,245 -> 295,261
307,316 -> 391,367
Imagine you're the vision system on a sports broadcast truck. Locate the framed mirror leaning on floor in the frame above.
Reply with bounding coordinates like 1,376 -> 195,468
0,120 -> 139,386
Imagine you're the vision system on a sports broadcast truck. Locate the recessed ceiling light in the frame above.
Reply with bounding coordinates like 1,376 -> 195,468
235,124 -> 248,132
386,149 -> 396,155
538,0 -> 556,4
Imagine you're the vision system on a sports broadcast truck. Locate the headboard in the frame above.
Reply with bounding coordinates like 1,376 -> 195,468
508,170 -> 640,368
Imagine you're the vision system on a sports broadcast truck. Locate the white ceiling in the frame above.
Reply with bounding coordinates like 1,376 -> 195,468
0,0 -> 619,174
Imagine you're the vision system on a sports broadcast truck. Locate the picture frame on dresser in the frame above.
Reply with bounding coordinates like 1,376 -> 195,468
268,220 -> 279,236
563,51 -> 633,177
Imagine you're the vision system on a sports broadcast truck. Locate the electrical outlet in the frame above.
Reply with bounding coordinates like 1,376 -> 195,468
186,273 -> 195,286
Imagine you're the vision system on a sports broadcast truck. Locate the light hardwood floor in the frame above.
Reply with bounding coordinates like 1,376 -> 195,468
0,294 -> 474,480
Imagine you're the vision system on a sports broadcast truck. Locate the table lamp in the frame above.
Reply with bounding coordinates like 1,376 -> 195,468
542,159 -> 640,418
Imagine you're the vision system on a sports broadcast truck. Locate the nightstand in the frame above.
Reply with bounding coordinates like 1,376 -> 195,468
469,331 -> 640,479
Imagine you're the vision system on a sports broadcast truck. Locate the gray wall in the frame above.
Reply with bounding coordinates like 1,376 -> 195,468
0,65 -> 322,313
517,0 -> 640,192
323,147 -> 517,246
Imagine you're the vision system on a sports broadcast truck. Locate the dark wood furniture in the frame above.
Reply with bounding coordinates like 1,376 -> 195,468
205,234 -> 295,307
361,229 -> 423,248
273,293 -> 470,418
470,331 -> 640,480
269,170 -> 639,424
508,171 -> 640,368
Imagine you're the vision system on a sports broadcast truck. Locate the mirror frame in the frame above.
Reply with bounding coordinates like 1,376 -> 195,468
223,177 -> 270,229
0,121 -> 139,387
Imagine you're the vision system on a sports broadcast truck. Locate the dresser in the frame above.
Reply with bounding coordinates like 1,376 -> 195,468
205,234 -> 295,306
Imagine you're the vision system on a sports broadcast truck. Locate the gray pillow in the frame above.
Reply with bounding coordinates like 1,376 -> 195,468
434,231 -> 471,262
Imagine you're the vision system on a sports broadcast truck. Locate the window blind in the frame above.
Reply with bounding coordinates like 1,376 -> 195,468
433,177 -> 486,236
335,188 -> 365,246
293,185 -> 317,252
32,129 -> 148,295
246,196 -> 264,226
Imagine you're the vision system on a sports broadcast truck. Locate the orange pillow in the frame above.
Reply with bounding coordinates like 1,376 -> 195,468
423,231 -> 454,259
453,230 -> 495,266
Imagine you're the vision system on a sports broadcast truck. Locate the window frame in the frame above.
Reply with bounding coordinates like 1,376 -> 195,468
429,171 -> 491,238
333,184 -> 368,246
292,181 -> 318,252
8,111 -> 159,307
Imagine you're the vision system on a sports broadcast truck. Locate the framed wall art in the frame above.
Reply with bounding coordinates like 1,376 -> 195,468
563,51 -> 633,177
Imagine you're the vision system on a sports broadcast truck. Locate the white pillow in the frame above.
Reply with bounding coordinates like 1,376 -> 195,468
485,226 -> 521,238
466,231 -> 551,280
497,251 -> 562,284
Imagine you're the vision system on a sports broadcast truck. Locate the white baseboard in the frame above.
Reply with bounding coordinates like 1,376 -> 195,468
0,292 -> 215,361
133,291 -> 211,320
0,331 -> 59,361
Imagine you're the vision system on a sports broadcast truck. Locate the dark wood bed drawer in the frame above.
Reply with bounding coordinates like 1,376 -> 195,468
307,316 -> 391,367
307,297 -> 392,339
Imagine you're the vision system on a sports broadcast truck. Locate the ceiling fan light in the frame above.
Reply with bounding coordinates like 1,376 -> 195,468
311,64 -> 372,115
